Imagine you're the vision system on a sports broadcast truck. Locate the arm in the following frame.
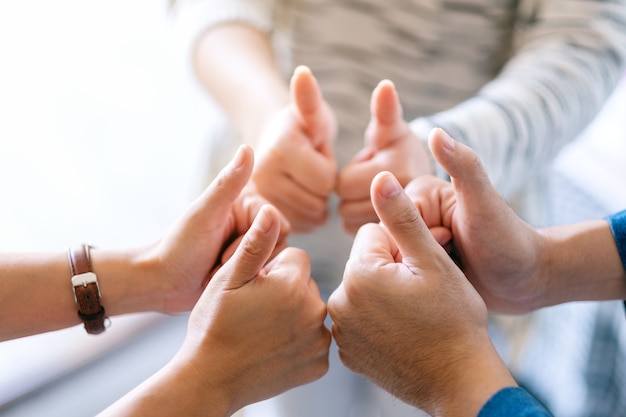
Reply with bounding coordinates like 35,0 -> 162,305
194,21 -> 288,147
410,0 -> 626,198
0,146 -> 289,341
405,128 -> 626,313
537,218 -> 626,306
0,248 -> 157,341
190,6 -> 338,232
99,205 -> 331,416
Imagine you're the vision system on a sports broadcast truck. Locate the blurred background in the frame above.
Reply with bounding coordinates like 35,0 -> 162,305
0,0 -> 236,415
0,1 -> 624,416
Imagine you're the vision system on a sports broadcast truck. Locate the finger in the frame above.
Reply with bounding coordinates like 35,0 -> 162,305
186,145 -> 254,229
240,184 -> 292,241
339,199 -> 378,234
430,227 -> 452,247
403,175 -> 455,243
255,175 -> 329,221
427,128 -> 518,246
337,160 -> 379,200
220,234 -> 289,270
284,145 -> 337,197
428,128 -> 494,199
216,204 -> 281,290
291,65 -> 328,149
370,171 -> 445,266
254,177 -> 329,232
371,80 -> 402,126
365,79 -> 405,150
274,203 -> 328,234
347,222 -> 395,266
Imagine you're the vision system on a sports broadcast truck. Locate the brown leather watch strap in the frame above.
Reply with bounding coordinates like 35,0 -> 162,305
68,245 -> 107,335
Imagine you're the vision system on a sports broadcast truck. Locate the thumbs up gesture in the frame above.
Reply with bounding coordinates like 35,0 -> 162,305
173,204 -> 331,413
405,129 -> 545,314
328,171 -> 516,417
252,66 -> 338,233
337,80 -> 433,234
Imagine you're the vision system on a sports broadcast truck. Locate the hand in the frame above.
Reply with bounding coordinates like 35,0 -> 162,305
405,128 -> 544,313
139,145 -> 290,314
337,80 -> 433,234
252,65 -> 338,233
100,206 -> 330,417
180,204 -> 331,413
328,172 -> 516,417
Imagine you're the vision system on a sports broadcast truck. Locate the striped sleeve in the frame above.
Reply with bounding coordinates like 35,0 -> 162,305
411,0 -> 626,199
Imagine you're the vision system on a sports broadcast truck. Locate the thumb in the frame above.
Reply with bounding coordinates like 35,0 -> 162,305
187,145 -> 254,227
215,204 -> 282,290
290,65 -> 330,148
365,79 -> 405,150
428,128 -> 495,200
370,171 -> 445,266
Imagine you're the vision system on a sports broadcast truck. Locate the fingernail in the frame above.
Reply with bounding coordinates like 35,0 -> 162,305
231,145 -> 246,169
294,65 -> 311,76
254,205 -> 274,233
377,79 -> 394,89
438,128 -> 456,151
378,173 -> 402,199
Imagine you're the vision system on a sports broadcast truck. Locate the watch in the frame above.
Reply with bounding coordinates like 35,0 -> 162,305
68,244 -> 107,334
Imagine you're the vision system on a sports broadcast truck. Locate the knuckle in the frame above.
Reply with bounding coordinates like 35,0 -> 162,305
390,203 -> 421,230
283,247 -> 311,270
238,233 -> 267,260
467,150 -> 487,179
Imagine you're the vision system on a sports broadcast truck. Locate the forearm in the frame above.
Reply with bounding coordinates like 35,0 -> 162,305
194,23 -> 289,146
0,247 -> 161,341
537,220 -> 626,307
411,1 -> 626,198
98,355 -> 232,417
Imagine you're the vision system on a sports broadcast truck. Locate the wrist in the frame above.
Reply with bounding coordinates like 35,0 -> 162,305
431,334 -> 517,417
536,220 -> 626,305
89,246 -> 164,315
99,353 -> 234,417
163,354 -> 235,417
530,228 -> 557,309
241,96 -> 288,148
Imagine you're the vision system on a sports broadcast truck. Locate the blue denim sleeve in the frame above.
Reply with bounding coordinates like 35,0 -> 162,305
478,387 -> 553,417
606,209 -> 626,270
605,209 -> 626,314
